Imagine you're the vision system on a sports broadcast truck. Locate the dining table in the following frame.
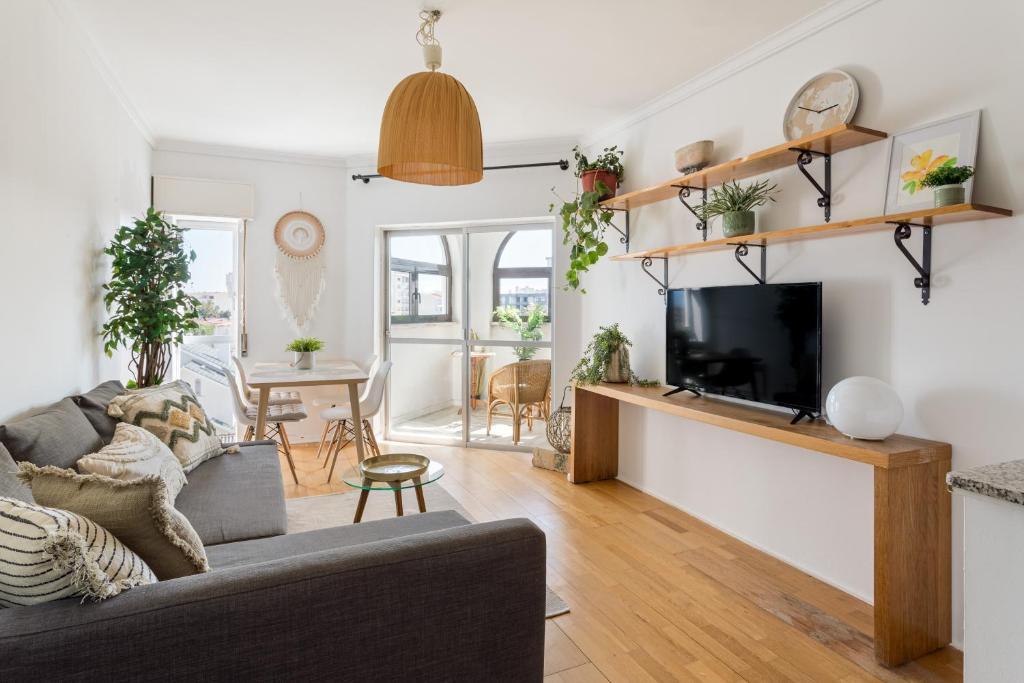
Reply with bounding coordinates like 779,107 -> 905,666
246,359 -> 371,465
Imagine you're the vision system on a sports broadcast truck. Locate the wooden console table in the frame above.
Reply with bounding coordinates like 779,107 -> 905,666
570,383 -> 951,668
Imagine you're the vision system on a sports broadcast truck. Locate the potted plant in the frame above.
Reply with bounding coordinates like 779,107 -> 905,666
551,145 -> 625,293
702,179 -> 779,238
570,324 -> 657,386
101,208 -> 201,389
493,304 -> 545,361
575,145 -> 624,200
922,165 -> 975,208
287,337 -> 324,369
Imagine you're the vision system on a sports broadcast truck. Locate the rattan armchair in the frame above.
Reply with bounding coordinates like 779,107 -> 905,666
486,360 -> 551,444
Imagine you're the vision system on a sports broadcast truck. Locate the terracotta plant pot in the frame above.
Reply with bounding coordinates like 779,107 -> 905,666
932,184 -> 965,208
581,170 -> 618,200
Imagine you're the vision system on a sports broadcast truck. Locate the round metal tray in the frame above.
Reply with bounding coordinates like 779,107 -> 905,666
358,453 -> 431,482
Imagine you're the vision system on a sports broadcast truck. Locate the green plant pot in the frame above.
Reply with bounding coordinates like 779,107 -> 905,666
933,184 -> 965,208
722,211 -> 755,238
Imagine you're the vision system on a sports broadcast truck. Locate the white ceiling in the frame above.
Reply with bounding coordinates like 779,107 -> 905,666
67,0 -> 829,159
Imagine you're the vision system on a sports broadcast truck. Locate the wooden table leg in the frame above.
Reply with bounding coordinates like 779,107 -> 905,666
347,382 -> 368,464
391,483 -> 404,517
569,386 -> 619,483
413,477 -> 426,513
873,456 -> 952,667
353,480 -> 371,524
254,387 -> 271,440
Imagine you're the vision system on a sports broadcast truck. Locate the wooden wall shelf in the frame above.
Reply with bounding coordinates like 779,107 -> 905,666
600,124 -> 887,211
571,383 -> 952,667
610,203 -> 1012,261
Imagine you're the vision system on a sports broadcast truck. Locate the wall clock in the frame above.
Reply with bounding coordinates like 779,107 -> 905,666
783,70 -> 860,141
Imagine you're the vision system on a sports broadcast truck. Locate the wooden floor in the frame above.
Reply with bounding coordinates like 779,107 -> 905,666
279,439 -> 962,683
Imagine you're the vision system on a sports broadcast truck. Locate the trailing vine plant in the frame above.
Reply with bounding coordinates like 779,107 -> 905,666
570,323 -> 658,387
101,208 -> 200,389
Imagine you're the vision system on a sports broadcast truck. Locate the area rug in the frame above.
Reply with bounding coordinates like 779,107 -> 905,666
286,486 -> 569,619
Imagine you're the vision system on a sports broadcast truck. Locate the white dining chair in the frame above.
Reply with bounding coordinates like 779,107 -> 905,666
224,367 -> 306,485
313,354 -> 378,460
232,356 -> 304,406
321,360 -> 392,482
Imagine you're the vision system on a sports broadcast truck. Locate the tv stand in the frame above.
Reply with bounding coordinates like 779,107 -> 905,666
789,409 -> 817,425
662,386 -> 701,398
569,382 -> 951,668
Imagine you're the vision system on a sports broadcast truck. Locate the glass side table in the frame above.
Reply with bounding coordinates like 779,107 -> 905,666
339,458 -> 445,523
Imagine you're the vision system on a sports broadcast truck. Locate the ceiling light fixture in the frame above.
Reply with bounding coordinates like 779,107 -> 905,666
377,10 -> 483,186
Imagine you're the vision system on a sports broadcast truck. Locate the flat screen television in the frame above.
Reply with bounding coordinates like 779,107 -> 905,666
665,283 -> 822,419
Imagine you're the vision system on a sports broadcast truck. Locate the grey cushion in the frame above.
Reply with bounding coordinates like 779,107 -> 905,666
174,441 -> 287,546
0,443 -> 33,503
207,510 -> 470,570
0,397 -> 103,469
72,380 -> 125,443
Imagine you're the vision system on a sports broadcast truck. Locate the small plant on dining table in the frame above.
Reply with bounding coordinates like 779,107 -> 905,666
286,338 -> 325,353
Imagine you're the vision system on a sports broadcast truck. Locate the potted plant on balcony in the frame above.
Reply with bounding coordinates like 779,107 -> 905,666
702,179 -> 779,238
551,145 -> 625,293
287,337 -> 325,369
570,324 -> 657,386
922,164 -> 975,208
493,304 -> 545,361
101,208 -> 201,389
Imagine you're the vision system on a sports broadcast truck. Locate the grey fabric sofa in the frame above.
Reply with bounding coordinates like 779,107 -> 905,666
0,382 -> 547,682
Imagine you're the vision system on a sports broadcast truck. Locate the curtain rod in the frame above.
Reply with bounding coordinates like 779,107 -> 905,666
351,159 -> 569,183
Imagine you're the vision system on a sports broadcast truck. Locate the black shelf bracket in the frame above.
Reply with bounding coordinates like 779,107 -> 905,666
889,221 -> 932,305
640,256 -> 669,301
729,241 -> 766,285
606,207 -> 630,252
674,185 -> 708,241
789,148 -> 832,222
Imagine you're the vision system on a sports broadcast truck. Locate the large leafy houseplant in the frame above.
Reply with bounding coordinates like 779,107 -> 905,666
551,145 -> 625,293
493,304 -> 545,361
570,324 -> 657,386
101,208 -> 200,388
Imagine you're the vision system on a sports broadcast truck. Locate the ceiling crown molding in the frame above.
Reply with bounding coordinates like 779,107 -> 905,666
156,139 -> 351,168
581,0 -> 882,146
48,0 -> 155,147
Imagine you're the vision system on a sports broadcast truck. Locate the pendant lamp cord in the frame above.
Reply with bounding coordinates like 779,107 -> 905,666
416,10 -> 441,47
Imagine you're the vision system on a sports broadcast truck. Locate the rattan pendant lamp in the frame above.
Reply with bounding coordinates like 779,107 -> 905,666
377,10 -> 483,186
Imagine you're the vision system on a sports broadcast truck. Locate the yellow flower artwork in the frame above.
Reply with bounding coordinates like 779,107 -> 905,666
900,149 -> 957,195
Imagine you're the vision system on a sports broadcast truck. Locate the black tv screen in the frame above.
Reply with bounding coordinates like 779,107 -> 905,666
666,283 -> 822,413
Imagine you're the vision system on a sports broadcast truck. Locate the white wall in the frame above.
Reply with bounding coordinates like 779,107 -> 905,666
577,0 -> 1023,647
0,1 -> 152,421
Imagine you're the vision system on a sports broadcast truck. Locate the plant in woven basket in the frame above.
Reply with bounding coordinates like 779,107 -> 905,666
570,323 -> 658,387
493,304 -> 545,361
101,208 -> 200,389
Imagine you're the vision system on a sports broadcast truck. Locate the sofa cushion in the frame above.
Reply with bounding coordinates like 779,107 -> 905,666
0,444 -> 32,503
175,442 -> 287,546
73,380 -> 125,443
77,423 -> 188,502
20,464 -> 209,581
0,496 -> 155,606
206,510 -> 470,570
0,397 -> 103,469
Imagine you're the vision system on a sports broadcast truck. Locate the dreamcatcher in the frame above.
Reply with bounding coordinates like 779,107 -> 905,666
273,211 -> 326,332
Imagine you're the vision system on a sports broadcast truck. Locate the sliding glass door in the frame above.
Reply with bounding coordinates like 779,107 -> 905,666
384,221 -> 554,450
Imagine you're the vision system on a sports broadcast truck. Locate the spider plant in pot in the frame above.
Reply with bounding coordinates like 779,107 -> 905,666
702,179 -> 779,238
574,145 -> 625,200
922,165 -> 974,208
287,337 -> 324,369
493,303 -> 546,361
570,323 -> 657,386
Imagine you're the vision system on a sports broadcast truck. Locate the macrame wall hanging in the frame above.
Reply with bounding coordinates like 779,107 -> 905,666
273,210 -> 326,332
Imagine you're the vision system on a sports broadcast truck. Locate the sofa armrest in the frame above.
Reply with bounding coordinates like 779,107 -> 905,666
0,518 -> 547,682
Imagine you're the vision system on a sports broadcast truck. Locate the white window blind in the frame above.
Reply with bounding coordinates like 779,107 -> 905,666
152,176 -> 254,219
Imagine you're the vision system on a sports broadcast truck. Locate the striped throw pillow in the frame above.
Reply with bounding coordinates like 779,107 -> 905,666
0,497 -> 155,607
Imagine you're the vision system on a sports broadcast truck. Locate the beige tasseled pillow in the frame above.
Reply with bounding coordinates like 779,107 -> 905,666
18,464 -> 209,581
77,423 -> 188,502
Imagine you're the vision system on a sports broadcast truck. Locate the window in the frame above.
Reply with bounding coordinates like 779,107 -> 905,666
389,234 -> 452,324
493,230 -> 552,317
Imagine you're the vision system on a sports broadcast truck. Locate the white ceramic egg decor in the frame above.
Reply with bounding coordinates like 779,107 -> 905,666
825,376 -> 904,440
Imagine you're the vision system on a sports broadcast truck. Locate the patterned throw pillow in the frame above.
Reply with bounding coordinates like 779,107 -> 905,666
0,496 -> 155,607
106,380 -> 223,473
77,423 -> 188,501
19,464 -> 209,581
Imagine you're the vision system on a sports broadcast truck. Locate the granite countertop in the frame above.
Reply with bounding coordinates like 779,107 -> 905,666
947,460 -> 1024,506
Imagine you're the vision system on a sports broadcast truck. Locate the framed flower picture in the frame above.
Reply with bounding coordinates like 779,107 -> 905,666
883,110 -> 980,214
